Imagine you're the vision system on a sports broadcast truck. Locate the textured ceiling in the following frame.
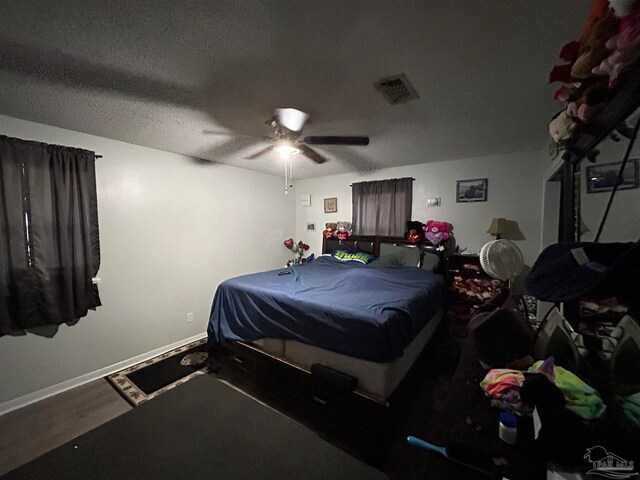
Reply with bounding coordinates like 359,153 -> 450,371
0,1 -> 590,178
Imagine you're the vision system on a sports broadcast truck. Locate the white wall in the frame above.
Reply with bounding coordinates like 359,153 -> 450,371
0,114 -> 294,405
294,150 -> 545,267
579,135 -> 640,243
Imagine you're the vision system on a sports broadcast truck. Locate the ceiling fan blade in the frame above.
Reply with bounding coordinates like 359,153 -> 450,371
303,136 -> 369,146
245,146 -> 273,160
202,129 -> 269,140
300,145 -> 328,164
275,108 -> 309,132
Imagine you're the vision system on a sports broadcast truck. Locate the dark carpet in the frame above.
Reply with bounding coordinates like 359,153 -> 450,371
1,375 -> 387,480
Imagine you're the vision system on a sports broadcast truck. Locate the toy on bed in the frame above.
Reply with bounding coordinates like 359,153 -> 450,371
336,221 -> 352,240
323,222 -> 337,239
404,220 -> 424,245
423,220 -> 453,246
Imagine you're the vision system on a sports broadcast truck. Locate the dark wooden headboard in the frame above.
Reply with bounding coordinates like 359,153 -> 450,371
321,235 -> 456,274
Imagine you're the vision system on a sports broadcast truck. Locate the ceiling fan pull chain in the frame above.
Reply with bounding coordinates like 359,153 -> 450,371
284,157 -> 289,195
289,156 -> 294,188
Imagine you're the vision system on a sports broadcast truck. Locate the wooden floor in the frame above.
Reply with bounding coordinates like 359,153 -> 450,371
0,379 -> 131,476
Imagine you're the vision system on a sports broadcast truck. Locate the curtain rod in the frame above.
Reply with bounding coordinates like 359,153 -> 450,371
96,155 -> 103,158
349,177 -> 415,187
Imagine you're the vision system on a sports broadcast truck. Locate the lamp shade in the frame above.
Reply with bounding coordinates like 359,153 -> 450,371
487,218 -> 508,236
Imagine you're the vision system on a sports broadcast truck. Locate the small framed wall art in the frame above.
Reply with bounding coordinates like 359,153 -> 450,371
300,193 -> 311,206
307,222 -> 316,231
586,159 -> 639,193
324,197 -> 338,213
456,178 -> 488,203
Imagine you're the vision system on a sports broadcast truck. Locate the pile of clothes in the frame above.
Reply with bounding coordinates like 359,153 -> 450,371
480,358 -> 606,420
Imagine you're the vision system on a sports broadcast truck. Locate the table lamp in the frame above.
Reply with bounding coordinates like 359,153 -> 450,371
487,217 -> 508,240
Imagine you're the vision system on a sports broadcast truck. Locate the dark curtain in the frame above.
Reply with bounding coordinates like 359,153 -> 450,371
352,177 -> 412,236
0,135 -> 101,336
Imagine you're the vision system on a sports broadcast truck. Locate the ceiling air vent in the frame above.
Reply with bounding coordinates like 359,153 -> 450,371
374,73 -> 419,105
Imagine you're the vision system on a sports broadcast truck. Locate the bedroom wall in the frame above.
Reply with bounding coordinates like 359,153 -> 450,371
0,114 -> 294,407
293,150 -> 545,267
579,135 -> 640,243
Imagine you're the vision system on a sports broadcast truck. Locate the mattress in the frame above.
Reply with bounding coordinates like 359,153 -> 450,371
252,309 -> 443,400
208,256 -> 447,362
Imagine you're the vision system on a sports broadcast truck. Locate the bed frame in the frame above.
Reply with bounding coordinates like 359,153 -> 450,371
208,234 -> 456,431
322,234 -> 456,274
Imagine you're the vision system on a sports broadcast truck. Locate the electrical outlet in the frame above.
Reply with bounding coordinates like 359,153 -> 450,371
187,312 -> 194,323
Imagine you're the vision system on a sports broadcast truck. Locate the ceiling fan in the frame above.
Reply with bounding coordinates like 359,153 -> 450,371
240,108 -> 369,164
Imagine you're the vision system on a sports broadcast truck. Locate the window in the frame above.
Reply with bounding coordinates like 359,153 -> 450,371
351,177 -> 413,236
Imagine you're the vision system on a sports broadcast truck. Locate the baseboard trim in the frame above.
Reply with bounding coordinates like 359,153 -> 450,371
0,332 -> 207,416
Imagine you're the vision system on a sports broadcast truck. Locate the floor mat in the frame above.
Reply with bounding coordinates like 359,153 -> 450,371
107,338 -> 208,406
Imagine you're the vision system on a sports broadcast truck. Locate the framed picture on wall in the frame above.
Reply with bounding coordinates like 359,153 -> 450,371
586,159 -> 639,193
456,178 -> 488,202
324,197 -> 338,213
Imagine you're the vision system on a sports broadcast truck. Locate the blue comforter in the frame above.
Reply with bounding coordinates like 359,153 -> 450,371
208,256 -> 446,362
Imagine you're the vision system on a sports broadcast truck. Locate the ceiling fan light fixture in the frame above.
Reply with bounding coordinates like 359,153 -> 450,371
274,142 -> 300,159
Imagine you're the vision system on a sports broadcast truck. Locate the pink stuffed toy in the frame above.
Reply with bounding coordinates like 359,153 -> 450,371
423,220 -> 453,246
592,0 -> 640,84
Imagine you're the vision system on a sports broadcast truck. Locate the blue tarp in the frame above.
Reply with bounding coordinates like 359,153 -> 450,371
208,256 -> 446,362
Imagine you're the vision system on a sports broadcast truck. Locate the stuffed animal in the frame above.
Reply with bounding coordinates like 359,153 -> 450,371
549,110 -> 578,144
323,222 -> 337,239
592,0 -> 640,83
548,1 -> 612,84
566,100 -> 600,122
583,0 -> 612,36
404,220 -> 424,245
610,0 -> 639,16
423,220 -> 453,246
565,80 -> 611,122
571,8 -> 620,79
336,221 -> 352,241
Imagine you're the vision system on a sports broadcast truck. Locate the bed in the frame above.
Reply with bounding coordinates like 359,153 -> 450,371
208,235 -> 454,403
